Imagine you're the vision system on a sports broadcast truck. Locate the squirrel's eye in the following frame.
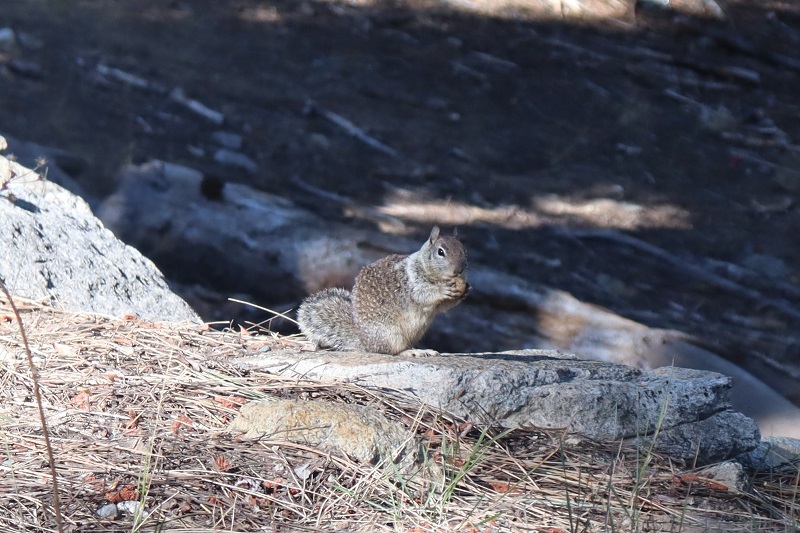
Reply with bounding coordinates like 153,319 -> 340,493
437,247 -> 446,257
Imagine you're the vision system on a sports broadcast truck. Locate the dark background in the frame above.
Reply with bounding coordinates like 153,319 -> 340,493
2,0 -> 799,404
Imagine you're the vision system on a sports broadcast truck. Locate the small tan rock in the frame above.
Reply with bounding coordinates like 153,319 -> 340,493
700,461 -> 748,492
229,398 -> 431,476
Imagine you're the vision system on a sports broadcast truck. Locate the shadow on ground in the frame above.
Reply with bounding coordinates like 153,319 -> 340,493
2,0 -> 799,404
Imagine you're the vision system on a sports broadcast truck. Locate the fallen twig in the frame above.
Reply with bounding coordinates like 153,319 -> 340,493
676,19 -> 800,73
562,228 -> 800,321
463,51 -> 519,73
304,100 -> 401,159
0,282 -> 64,533
290,176 -> 406,231
721,130 -> 788,149
451,61 -> 488,81
612,45 -> 761,86
92,63 -> 224,124
170,88 -> 225,125
540,37 -> 612,63
96,63 -> 164,92
703,254 -> 800,301
629,64 -> 740,91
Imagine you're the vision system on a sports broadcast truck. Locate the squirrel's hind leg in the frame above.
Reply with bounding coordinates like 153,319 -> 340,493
297,287 -> 362,351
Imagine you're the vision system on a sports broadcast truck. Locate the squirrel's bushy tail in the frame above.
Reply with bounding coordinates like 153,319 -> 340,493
297,287 -> 362,351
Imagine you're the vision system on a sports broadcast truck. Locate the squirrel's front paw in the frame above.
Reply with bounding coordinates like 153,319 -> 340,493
399,348 -> 440,358
452,278 -> 472,300
443,276 -> 469,299
460,282 -> 472,300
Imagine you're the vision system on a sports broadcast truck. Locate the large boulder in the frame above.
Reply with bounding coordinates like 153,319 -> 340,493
0,144 -> 199,322
236,349 -> 761,465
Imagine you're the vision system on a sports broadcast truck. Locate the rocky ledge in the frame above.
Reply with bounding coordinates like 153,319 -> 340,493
237,348 -> 761,465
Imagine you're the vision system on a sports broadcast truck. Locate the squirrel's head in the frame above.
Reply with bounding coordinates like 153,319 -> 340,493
423,226 -> 467,279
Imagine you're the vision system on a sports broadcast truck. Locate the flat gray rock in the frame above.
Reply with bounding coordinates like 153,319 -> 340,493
0,153 -> 199,322
236,349 -> 760,465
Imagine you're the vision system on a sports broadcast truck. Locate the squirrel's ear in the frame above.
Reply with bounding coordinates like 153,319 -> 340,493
429,226 -> 440,243
453,227 -> 458,237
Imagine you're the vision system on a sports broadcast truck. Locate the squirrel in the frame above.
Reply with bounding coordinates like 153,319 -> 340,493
297,226 -> 470,355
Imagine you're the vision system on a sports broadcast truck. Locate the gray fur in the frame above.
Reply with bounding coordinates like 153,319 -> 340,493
296,227 -> 469,354
296,287 -> 363,350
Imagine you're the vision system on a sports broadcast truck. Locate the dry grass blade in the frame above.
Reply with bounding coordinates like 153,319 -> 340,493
0,282 -> 64,533
0,299 -> 797,532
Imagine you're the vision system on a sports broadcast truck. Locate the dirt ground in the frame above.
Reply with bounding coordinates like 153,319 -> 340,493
2,0 -> 800,404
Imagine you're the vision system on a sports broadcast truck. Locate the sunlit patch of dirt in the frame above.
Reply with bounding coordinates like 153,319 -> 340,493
378,193 -> 691,230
